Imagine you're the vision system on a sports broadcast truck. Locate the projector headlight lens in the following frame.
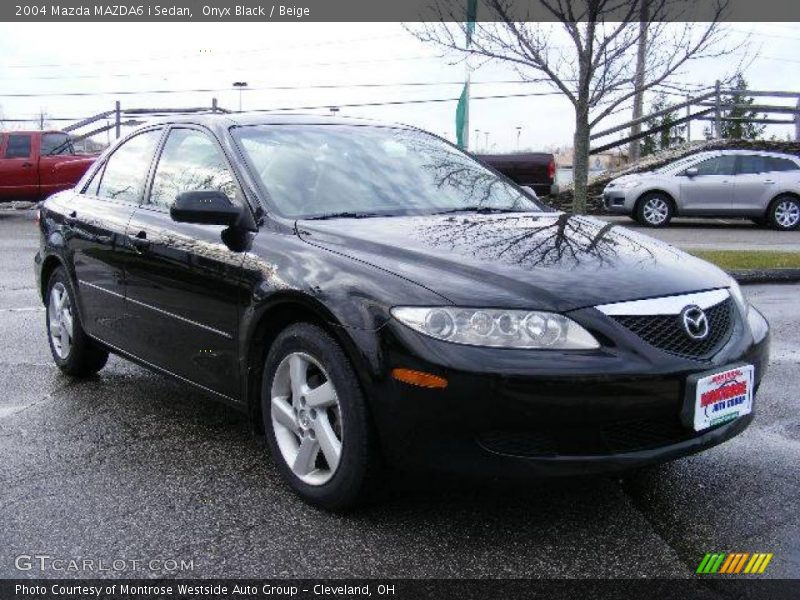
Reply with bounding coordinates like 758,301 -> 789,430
391,307 -> 600,349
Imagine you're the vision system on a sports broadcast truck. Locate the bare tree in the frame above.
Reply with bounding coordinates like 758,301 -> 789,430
37,109 -> 50,130
409,0 -> 730,213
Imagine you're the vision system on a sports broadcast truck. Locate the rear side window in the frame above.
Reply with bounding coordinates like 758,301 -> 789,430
737,155 -> 767,175
40,133 -> 74,156
148,128 -> 237,209
4,134 -> 32,159
692,155 -> 736,176
95,130 -> 162,203
765,157 -> 799,172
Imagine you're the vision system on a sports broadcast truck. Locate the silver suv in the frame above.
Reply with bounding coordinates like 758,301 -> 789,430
603,150 -> 800,230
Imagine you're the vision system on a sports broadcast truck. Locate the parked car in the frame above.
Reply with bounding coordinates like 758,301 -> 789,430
603,150 -> 800,230
0,131 -> 97,201
35,115 -> 770,509
478,152 -> 557,197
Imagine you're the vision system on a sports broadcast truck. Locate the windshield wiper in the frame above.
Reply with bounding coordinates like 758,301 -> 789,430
304,211 -> 385,220
432,206 -> 531,216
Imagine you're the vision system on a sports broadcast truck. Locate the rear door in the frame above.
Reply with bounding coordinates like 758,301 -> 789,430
679,155 -> 736,213
732,154 -> 772,213
0,133 -> 37,199
69,128 -> 164,347
123,126 -> 247,400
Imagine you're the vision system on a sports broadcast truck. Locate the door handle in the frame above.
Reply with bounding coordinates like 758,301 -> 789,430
130,230 -> 151,252
21,162 -> 33,168
763,179 -> 775,184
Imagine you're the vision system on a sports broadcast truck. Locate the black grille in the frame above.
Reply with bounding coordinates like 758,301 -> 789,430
611,298 -> 734,360
477,417 -> 703,457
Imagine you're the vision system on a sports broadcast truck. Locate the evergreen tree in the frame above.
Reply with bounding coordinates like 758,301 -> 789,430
719,74 -> 765,140
640,93 -> 686,157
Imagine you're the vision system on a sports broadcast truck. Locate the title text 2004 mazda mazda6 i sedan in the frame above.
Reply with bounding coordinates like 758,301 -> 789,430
35,115 -> 770,509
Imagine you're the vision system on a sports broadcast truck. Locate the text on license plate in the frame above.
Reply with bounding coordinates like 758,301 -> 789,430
694,364 -> 754,432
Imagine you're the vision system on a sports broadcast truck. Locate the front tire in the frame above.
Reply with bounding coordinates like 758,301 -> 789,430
45,267 -> 109,377
261,323 -> 378,510
768,195 -> 800,231
635,192 -> 674,228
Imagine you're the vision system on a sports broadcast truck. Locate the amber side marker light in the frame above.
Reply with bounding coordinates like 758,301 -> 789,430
391,368 -> 448,389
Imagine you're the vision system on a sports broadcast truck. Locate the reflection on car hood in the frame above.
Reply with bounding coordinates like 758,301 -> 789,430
296,212 -> 731,312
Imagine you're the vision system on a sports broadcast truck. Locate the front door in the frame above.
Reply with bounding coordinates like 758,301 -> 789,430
679,155 -> 736,213
0,133 -> 37,199
69,128 -> 163,347
123,126 -> 248,400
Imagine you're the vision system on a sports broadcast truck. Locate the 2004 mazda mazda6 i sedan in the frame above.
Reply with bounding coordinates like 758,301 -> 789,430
34,114 -> 770,509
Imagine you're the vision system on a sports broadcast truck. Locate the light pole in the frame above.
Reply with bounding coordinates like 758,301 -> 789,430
484,131 -> 489,152
329,106 -> 340,116
474,129 -> 480,151
515,126 -> 522,151
232,81 -> 248,111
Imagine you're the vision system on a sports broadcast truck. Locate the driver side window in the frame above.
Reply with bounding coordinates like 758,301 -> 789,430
148,128 -> 237,210
691,155 -> 736,176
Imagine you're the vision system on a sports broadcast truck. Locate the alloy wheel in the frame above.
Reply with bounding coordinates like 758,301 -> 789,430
774,200 -> 800,229
270,352 -> 343,486
643,196 -> 669,226
48,282 -> 74,359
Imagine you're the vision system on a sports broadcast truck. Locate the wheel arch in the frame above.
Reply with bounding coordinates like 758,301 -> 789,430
768,190 -> 800,207
242,293 -> 379,435
39,253 -> 67,302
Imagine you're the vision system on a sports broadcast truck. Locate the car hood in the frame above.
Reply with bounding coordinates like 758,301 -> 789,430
295,212 -> 732,312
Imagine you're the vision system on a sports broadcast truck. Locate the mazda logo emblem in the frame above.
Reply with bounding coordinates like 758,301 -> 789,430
680,305 -> 709,340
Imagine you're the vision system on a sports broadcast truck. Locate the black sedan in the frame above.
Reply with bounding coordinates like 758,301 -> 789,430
34,114 -> 770,510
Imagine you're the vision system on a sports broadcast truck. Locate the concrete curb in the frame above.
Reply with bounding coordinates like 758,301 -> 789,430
731,269 -> 800,285
0,201 -> 36,211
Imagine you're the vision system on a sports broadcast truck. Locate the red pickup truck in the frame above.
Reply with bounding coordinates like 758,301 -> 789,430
0,131 -> 97,201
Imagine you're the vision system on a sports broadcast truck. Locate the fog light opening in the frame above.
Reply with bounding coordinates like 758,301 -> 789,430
391,368 -> 448,389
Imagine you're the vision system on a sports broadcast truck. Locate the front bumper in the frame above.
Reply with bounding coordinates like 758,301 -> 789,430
603,188 -> 637,214
366,307 -> 769,477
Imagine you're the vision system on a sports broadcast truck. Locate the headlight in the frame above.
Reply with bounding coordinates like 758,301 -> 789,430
608,179 -> 640,190
391,307 -> 600,349
728,279 -> 748,316
747,306 -> 769,343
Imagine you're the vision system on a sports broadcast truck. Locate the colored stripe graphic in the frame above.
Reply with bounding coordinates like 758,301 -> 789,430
697,552 -> 772,574
719,554 -> 736,573
697,554 -> 712,574
710,554 -> 726,573
734,553 -> 749,573
758,554 -> 773,573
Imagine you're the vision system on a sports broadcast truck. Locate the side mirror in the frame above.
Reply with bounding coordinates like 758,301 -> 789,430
684,167 -> 699,177
170,191 -> 242,226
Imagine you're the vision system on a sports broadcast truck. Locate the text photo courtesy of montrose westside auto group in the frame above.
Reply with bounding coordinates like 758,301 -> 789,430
0,0 -> 799,598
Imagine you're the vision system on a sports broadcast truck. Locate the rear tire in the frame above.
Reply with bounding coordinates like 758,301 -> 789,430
767,195 -> 800,231
634,192 -> 674,228
45,267 -> 109,377
261,322 -> 379,511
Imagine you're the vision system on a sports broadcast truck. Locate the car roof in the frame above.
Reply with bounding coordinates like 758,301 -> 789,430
152,112 -> 415,131
704,149 -> 799,159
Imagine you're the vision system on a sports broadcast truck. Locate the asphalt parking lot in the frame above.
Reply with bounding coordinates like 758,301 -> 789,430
0,208 -> 798,580
601,216 -> 800,251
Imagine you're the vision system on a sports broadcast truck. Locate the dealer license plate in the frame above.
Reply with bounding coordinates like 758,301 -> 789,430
692,364 -> 754,432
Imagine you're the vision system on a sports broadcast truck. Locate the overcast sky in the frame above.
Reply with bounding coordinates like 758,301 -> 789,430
0,22 -> 797,152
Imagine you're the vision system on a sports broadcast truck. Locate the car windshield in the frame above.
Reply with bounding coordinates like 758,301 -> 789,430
232,124 -> 541,219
